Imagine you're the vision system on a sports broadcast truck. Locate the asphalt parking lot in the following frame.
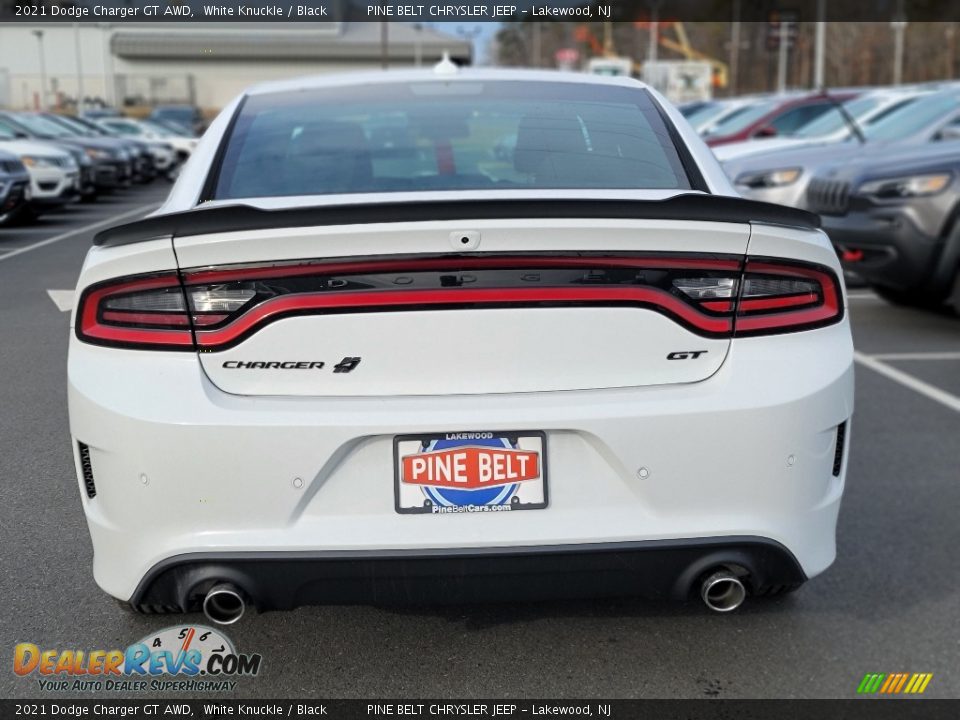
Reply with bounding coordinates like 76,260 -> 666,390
1,184 -> 958,700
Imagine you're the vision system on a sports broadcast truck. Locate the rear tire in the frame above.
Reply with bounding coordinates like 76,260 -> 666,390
872,284 -> 946,311
949,270 -> 960,316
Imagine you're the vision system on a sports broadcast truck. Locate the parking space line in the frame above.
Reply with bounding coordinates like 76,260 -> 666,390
854,351 -> 960,413
46,290 -> 75,313
872,352 -> 960,361
0,202 -> 160,265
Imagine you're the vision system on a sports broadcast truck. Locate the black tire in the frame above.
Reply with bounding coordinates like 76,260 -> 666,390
949,270 -> 960,316
8,204 -> 40,225
871,284 -> 946,311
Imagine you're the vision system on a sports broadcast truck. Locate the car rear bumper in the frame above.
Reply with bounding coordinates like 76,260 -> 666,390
822,210 -> 945,293
69,321 -> 854,605
130,538 -> 807,613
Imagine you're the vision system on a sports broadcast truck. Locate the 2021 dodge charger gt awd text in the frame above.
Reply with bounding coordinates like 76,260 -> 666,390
68,68 -> 854,622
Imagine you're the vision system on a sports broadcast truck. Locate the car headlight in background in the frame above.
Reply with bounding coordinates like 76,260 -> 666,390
857,173 -> 952,199
734,168 -> 802,189
20,155 -> 58,168
85,148 -> 111,161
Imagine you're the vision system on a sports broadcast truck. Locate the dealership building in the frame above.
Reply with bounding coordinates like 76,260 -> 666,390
0,21 -> 472,112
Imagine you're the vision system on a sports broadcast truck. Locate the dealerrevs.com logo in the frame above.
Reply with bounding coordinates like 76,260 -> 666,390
13,625 -> 262,693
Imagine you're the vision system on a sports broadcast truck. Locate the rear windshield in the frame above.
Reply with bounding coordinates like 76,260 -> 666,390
212,80 -> 692,200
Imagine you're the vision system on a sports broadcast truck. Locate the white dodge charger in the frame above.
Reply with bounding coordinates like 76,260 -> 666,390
68,67 -> 853,623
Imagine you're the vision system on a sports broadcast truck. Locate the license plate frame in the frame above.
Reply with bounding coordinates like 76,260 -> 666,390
393,430 -> 548,515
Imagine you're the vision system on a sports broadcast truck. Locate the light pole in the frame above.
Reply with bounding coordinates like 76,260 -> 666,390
892,0 -> 907,85
648,1 -> 661,64
813,0 -> 826,88
74,24 -> 85,113
381,20 -> 389,70
32,29 -> 47,110
729,0 -> 741,95
413,23 -> 423,67
776,21 -> 789,93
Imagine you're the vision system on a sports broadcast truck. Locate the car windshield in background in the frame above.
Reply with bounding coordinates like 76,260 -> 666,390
213,80 -> 692,200
863,92 -> 960,142
683,101 -> 732,128
6,113 -> 74,138
702,99 -> 778,137
790,96 -> 880,138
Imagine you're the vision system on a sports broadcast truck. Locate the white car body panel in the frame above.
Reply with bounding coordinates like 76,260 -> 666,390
68,68 -> 854,611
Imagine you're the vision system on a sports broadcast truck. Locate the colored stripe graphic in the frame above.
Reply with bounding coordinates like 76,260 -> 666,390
858,673 -> 932,694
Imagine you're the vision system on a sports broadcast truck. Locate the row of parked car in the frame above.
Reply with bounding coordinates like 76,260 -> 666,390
680,84 -> 960,313
0,107 -> 200,226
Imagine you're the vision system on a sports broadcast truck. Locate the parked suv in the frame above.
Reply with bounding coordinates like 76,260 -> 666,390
0,122 -> 79,218
809,143 -> 960,313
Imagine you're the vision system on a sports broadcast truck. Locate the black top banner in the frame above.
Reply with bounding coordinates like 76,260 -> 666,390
0,0 -> 958,23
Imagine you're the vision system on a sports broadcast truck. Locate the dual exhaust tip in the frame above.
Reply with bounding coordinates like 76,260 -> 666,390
200,569 -> 747,623
202,584 -> 246,625
700,569 -> 747,613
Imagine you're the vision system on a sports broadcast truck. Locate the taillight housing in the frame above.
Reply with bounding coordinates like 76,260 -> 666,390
77,273 -> 194,350
735,258 -> 843,336
75,254 -> 843,351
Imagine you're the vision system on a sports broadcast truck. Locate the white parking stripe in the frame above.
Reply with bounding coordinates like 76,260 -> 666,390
46,290 -> 75,312
854,351 -> 960,413
872,352 -> 960,361
0,203 -> 159,265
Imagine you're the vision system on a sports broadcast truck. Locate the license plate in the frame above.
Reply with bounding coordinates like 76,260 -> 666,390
394,431 -> 548,515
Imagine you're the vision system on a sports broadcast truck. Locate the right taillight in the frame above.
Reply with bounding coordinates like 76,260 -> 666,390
733,258 -> 843,337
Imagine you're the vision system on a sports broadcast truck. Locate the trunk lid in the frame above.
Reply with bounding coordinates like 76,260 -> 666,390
174,215 -> 750,397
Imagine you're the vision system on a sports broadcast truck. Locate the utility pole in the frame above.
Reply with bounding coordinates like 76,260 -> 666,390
32,30 -> 47,110
813,0 -> 826,88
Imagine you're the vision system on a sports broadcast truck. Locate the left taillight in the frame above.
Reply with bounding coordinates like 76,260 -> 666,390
76,272 -> 195,350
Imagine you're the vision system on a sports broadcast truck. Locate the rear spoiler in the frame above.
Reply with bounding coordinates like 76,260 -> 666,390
94,194 -> 820,248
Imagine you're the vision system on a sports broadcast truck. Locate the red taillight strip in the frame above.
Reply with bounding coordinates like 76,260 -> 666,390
738,292 -> 820,312
183,255 -> 741,285
101,311 -> 191,327
195,286 -> 733,349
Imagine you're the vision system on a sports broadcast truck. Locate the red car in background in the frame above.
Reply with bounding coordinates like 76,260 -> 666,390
703,92 -> 859,147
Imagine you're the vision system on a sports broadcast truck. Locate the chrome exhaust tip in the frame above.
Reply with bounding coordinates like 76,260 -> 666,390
700,570 -> 747,613
202,584 -> 246,625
